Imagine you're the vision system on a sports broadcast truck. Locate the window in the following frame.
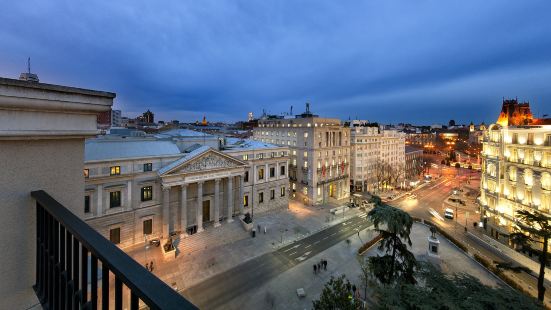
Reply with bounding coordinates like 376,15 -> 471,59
259,192 -> 264,203
244,195 -> 249,207
84,195 -> 90,213
303,187 -> 308,195
143,219 -> 152,235
303,151 -> 308,157
143,163 -> 153,172
243,154 -> 249,160
244,171 -> 249,182
270,189 -> 275,200
84,169 -> 89,178
141,186 -> 153,201
110,227 -> 121,244
110,166 -> 121,176
270,167 -> 275,178
258,167 -> 265,180
280,165 -> 286,176
110,191 -> 121,208
280,186 -> 286,197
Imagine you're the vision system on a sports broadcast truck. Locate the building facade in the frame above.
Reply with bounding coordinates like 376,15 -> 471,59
405,146 -> 424,187
83,136 -> 289,249
253,108 -> 350,205
480,124 -> 551,240
111,109 -> 122,127
350,124 -> 406,192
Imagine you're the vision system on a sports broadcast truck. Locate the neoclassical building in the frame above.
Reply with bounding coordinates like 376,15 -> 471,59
480,123 -> 551,240
84,135 -> 289,248
252,105 -> 351,205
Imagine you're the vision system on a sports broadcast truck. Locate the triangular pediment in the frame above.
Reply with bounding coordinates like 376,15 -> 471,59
158,146 -> 247,176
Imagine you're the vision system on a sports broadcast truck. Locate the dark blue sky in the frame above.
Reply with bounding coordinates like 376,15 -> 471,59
2,1 -> 551,124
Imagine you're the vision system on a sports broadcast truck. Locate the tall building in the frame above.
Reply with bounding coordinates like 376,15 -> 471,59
111,109 -> 122,127
480,100 -> 551,241
253,103 -> 351,205
349,122 -> 406,192
138,109 -> 154,124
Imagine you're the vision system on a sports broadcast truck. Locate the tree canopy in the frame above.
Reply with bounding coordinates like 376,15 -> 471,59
312,275 -> 358,310
373,263 -> 543,310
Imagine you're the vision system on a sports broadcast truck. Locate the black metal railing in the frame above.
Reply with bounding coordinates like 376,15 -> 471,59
32,190 -> 197,310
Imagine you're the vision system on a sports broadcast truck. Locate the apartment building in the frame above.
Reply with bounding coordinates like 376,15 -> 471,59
252,105 -> 350,205
349,123 -> 406,192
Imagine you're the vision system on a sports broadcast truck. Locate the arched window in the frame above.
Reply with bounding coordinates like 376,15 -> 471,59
542,173 -> 551,191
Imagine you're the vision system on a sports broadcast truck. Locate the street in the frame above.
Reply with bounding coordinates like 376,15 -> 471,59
181,214 -> 372,309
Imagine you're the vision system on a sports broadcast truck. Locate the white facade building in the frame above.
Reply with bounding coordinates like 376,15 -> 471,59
350,124 -> 405,192
252,107 -> 350,205
83,135 -> 289,249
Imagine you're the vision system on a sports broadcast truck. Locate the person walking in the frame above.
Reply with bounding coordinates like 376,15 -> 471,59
150,260 -> 154,272
145,262 -> 149,271
313,264 -> 317,274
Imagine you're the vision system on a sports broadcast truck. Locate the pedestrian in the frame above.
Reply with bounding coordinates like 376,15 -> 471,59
145,262 -> 149,271
150,260 -> 154,272
264,226 -> 267,234
324,260 -> 327,270
317,262 -> 321,271
313,264 -> 317,274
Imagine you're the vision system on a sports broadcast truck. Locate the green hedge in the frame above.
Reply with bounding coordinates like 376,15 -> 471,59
473,253 -> 533,297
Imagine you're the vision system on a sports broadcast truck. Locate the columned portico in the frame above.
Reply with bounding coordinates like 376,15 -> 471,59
180,184 -> 188,235
227,176 -> 234,223
239,174 -> 244,214
214,178 -> 221,227
157,146 -> 248,233
197,181 -> 204,232
162,186 -> 170,238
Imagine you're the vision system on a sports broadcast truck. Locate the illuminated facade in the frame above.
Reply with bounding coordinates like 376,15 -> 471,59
480,123 -> 551,238
350,125 -> 406,192
252,105 -> 350,205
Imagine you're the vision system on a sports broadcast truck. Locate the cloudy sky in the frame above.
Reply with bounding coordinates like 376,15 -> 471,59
2,1 -> 551,124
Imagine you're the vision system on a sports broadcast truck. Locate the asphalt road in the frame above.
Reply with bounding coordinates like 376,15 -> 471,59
181,213 -> 372,309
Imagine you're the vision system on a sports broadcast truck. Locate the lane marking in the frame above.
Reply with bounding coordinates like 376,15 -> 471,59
289,251 -> 296,256
305,244 -> 311,248
313,240 -> 320,245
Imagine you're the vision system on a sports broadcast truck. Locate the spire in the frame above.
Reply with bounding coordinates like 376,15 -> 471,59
19,57 -> 39,82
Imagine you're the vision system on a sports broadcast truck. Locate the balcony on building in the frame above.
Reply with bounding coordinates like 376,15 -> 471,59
0,77 -> 196,309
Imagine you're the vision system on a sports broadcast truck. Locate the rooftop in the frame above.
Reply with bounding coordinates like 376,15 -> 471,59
85,139 -> 181,161
156,129 -> 215,138
225,138 -> 282,150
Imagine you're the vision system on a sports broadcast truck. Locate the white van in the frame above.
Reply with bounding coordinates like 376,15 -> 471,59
444,208 -> 454,219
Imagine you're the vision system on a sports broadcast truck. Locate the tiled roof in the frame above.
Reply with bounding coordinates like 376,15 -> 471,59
85,139 -> 181,161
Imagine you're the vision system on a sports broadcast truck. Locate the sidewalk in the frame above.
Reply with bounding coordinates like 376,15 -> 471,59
125,200 -> 363,291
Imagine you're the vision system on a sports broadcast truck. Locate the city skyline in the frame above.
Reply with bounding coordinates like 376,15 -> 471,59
2,1 -> 551,124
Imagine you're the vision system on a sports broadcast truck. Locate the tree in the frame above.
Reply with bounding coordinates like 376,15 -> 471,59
449,119 -> 456,127
358,256 -> 370,303
373,262 -> 542,309
509,209 -> 551,302
367,204 -> 417,285
312,275 -> 357,310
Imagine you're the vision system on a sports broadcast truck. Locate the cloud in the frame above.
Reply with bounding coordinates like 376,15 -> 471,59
1,0 -> 550,123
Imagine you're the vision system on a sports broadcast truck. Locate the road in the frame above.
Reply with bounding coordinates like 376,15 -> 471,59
181,213 -> 372,309
390,169 -> 551,306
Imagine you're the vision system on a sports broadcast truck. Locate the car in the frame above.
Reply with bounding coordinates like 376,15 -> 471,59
444,208 -> 454,219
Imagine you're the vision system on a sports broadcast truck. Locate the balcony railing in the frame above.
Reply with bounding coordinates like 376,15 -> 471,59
32,190 -> 197,310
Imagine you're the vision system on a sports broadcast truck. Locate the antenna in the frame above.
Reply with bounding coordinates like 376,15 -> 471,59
28,57 -> 31,74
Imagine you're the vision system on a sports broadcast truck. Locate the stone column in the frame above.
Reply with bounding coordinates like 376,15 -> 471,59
214,179 -> 221,227
239,174 -> 244,214
265,163 -> 269,180
96,184 -> 103,216
180,184 -> 188,236
197,181 -> 204,232
162,186 -> 170,238
227,176 -> 234,223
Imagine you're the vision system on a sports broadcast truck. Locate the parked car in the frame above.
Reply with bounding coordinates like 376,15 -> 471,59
444,208 -> 454,219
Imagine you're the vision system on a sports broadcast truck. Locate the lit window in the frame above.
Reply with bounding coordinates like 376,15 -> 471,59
84,169 -> 89,178
243,154 -> 249,160
110,166 -> 121,176
303,151 -> 308,157
280,186 -> 286,197
243,195 -> 249,207
258,167 -> 265,180
317,187 -> 321,196
141,186 -> 153,201
303,187 -> 308,195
